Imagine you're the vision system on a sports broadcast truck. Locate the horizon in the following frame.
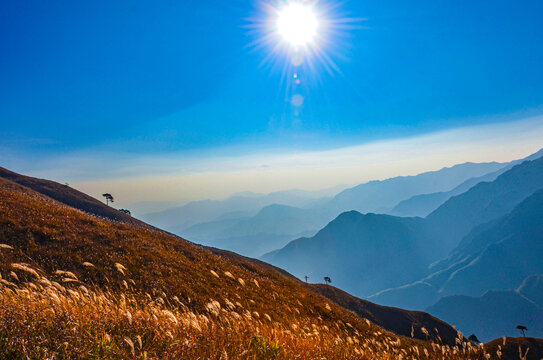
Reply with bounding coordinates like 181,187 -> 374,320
3,115 -> 543,212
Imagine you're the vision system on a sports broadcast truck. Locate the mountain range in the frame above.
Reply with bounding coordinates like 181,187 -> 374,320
390,148 -> 543,218
144,159 -> 513,258
370,156 -> 543,308
263,150 -> 543,341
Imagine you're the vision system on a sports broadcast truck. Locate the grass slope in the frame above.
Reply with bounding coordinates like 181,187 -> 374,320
0,166 -> 138,226
307,284 -> 461,345
484,337 -> 543,360
0,176 -> 488,359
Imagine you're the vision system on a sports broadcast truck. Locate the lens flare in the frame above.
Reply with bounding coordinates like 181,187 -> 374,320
246,1 -> 363,126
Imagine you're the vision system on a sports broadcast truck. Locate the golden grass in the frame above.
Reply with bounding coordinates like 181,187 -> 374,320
0,269 -> 491,360
0,177 -> 501,359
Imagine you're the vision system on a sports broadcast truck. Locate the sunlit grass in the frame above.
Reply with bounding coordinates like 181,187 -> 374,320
0,268 -> 491,359
0,177 -> 513,359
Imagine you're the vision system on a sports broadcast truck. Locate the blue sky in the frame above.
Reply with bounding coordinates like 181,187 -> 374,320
2,0 -> 543,203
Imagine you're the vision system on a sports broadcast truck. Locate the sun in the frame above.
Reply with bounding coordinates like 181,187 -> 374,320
276,3 -> 319,48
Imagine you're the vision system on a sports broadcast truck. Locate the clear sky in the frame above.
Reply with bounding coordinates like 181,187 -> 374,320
2,0 -> 543,206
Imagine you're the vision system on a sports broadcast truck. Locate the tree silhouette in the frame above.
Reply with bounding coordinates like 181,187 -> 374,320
102,193 -> 114,206
119,209 -> 131,216
324,276 -> 331,285
516,325 -> 528,337
304,275 -> 309,283
468,334 -> 480,344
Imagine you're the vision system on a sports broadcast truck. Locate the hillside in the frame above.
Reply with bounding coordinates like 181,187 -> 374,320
484,337 -> 543,360
328,161 -> 505,214
390,148 -> 543,217
426,291 -> 543,342
437,189 -> 543,297
307,284 -> 461,345
0,171 -> 483,359
263,211 -> 432,297
425,156 -> 543,254
371,188 -> 543,310
0,166 -> 138,225
182,204 -> 335,257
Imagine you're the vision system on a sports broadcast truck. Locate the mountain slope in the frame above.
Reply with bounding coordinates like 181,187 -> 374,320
425,156 -> 543,254
183,204 -> 335,257
426,290 -> 543,342
263,211 -> 432,297
0,166 -> 138,225
518,274 -> 543,306
390,148 -> 543,217
141,189 -> 335,232
371,187 -> 543,310
328,161 -> 505,214
307,284 -> 461,345
438,188 -> 543,297
0,170 -> 474,359
390,167 -> 507,218
484,337 -> 543,360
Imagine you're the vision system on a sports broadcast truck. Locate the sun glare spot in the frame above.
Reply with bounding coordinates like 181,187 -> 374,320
277,3 -> 319,47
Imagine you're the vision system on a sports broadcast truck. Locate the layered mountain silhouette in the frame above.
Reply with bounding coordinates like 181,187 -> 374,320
182,204 -> 335,257
390,148 -> 543,217
141,187 -> 341,232
424,154 -> 543,254
168,160 -> 509,259
267,151 -> 543,316
438,189 -> 543,297
327,161 -> 506,214
143,153 -> 542,263
371,182 -> 543,310
263,211 -> 431,297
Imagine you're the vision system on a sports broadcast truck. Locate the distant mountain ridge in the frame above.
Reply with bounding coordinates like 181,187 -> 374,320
425,154 -> 543,255
263,211 -> 430,297
328,161 -> 506,215
267,150 -> 543,310
182,204 -> 334,257
390,148 -> 543,218
171,160 -> 511,258
369,184 -> 543,342
141,187 -> 340,232
371,185 -> 543,309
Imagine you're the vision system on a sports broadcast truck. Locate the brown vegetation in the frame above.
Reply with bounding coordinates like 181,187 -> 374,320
484,337 -> 543,360
0,173 -> 509,359
308,283 -> 461,344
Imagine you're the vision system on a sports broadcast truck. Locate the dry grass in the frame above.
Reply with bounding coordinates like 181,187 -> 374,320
0,177 -> 498,359
0,269 -> 490,360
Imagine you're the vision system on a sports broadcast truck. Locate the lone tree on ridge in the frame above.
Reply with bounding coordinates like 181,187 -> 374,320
102,193 -> 114,206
